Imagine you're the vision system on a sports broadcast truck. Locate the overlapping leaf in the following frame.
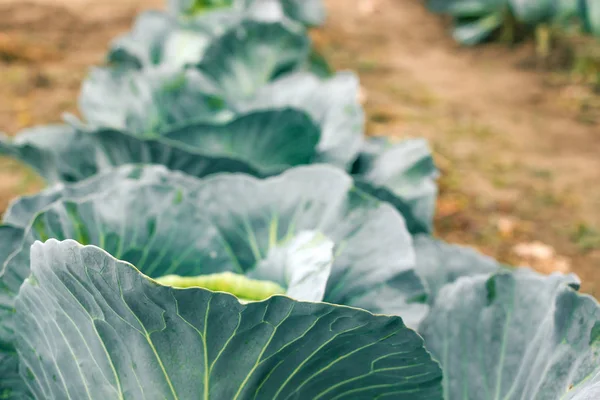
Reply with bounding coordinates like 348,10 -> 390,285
352,137 -> 439,234
0,165 -> 432,397
0,108 -> 319,184
78,70 -> 360,168
237,71 -> 364,168
420,268 -> 600,399
15,240 -> 442,400
2,165 -> 427,320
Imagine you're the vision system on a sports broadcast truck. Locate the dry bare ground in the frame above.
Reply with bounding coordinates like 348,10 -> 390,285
1,0 -> 599,292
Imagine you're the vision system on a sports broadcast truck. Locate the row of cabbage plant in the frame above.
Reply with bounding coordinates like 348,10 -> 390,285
1,0 -> 600,399
426,0 -> 600,45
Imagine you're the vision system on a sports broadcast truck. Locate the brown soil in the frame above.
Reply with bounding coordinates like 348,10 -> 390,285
1,0 -> 599,293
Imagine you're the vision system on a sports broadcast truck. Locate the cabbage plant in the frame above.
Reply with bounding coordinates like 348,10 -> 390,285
0,164 -> 442,397
13,239 -> 443,399
3,166 -> 599,400
1,71 -> 438,234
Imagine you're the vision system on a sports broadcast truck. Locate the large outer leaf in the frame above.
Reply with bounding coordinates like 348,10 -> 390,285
197,19 -> 310,99
185,166 -> 428,323
0,126 -> 259,184
0,108 -> 319,184
160,109 -> 319,170
237,72 -> 364,169
79,67 -> 231,134
352,137 -> 439,235
420,268 -> 600,400
80,70 -> 352,168
241,0 -> 326,26
2,168 -> 178,400
15,240 -> 443,400
0,172 -> 232,372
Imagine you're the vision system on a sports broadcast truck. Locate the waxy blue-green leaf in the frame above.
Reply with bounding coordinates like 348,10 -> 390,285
79,67 -> 231,134
0,165 -> 426,395
0,108 -> 319,184
108,9 -> 240,69
183,166 -> 428,324
15,240 -> 443,400
160,109 -> 319,171
0,126 -> 259,184
196,18 -> 310,99
352,137 -> 439,234
420,268 -> 600,400
2,165 -> 197,228
413,234 -> 502,306
237,72 -> 364,168
251,230 -> 333,301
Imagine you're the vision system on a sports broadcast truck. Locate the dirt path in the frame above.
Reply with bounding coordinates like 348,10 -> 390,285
1,0 -> 599,292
